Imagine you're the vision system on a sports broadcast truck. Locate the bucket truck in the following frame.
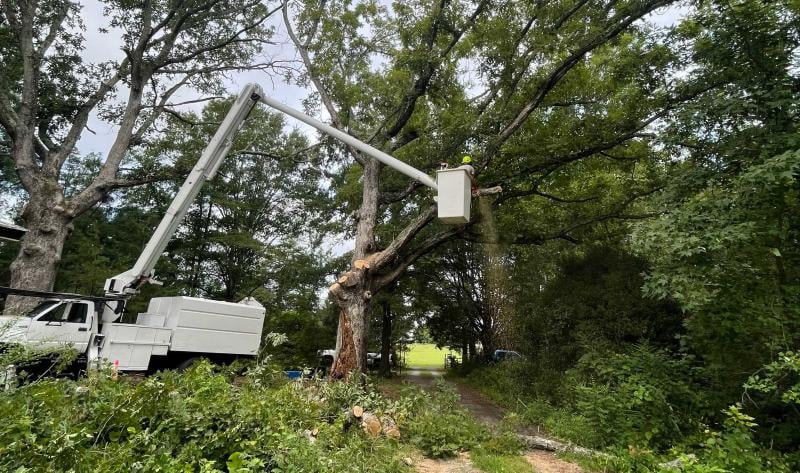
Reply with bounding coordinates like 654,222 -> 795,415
0,83 -> 474,375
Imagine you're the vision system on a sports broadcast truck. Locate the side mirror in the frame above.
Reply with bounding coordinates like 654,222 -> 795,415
45,321 -> 62,326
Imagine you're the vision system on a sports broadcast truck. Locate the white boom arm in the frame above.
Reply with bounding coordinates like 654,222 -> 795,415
257,95 -> 438,190
104,84 -> 263,296
104,83 -> 451,301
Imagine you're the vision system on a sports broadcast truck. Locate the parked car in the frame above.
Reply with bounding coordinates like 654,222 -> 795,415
367,352 -> 393,369
491,349 -> 523,363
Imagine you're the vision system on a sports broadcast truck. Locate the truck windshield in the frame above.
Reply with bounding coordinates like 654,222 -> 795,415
26,300 -> 60,318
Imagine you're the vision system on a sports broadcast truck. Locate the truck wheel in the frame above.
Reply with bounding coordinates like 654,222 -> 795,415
176,356 -> 202,372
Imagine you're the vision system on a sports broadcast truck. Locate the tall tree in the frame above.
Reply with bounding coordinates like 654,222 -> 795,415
637,0 -> 800,398
0,0 -> 279,313
283,0 -> 685,376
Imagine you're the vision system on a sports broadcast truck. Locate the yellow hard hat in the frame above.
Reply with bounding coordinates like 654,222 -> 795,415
461,155 -> 472,164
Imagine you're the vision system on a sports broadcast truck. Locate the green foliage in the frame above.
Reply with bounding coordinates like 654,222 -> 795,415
569,346 -> 704,449
457,354 -> 797,472
636,1 -> 800,412
403,381 -> 487,458
0,362 -> 421,472
741,352 -> 800,450
584,406 -> 792,473
0,319 -> 77,382
746,351 -> 800,407
262,307 -> 336,368
514,247 -> 684,384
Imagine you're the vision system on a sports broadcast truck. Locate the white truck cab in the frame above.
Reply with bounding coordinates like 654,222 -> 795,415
0,299 -> 95,351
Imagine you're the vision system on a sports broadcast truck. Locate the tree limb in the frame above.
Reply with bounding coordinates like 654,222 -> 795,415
373,227 -> 463,290
486,0 -> 675,166
283,0 -> 365,166
378,180 -> 423,205
369,204 -> 437,270
373,0 -> 489,143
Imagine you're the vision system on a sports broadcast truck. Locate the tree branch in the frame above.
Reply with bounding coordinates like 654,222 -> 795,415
378,180 -> 422,205
369,204 -> 437,270
486,0 -> 675,165
282,0 -> 365,166
373,0 -> 489,143
36,2 -> 70,58
373,227 -> 463,290
130,75 -> 194,145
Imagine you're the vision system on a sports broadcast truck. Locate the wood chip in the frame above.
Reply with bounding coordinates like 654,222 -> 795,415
382,415 -> 400,439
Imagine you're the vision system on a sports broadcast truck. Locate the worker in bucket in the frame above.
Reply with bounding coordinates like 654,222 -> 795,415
458,155 -> 479,196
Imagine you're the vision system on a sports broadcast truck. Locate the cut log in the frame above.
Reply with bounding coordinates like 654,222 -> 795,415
362,412 -> 382,438
381,415 -> 400,439
352,405 -> 364,418
344,411 -> 356,432
303,429 -> 317,443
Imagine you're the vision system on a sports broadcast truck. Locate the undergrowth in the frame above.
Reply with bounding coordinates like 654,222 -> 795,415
454,347 -> 797,473
0,359 -> 497,472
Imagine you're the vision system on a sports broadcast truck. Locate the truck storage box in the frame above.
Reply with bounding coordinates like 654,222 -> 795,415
143,296 -> 265,356
104,324 -> 172,371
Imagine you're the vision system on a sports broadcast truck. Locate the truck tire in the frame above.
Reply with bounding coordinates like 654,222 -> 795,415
175,356 -> 202,372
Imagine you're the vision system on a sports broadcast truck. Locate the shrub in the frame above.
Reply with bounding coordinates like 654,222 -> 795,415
569,345 -> 705,449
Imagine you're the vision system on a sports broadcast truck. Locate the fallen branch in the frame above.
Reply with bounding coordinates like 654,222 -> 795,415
518,434 -> 608,458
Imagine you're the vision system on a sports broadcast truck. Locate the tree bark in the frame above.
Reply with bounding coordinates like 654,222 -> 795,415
480,327 -> 495,361
380,298 -> 392,377
329,159 -> 381,378
4,190 -> 72,315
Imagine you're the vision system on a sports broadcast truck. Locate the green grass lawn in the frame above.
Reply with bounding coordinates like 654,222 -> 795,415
404,343 -> 460,369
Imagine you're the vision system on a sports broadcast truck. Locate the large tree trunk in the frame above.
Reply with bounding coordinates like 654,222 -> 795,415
5,190 -> 72,315
329,160 -> 380,379
330,296 -> 370,377
380,299 -> 392,377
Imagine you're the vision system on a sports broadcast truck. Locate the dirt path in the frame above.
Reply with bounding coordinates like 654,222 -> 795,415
399,367 -> 585,473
